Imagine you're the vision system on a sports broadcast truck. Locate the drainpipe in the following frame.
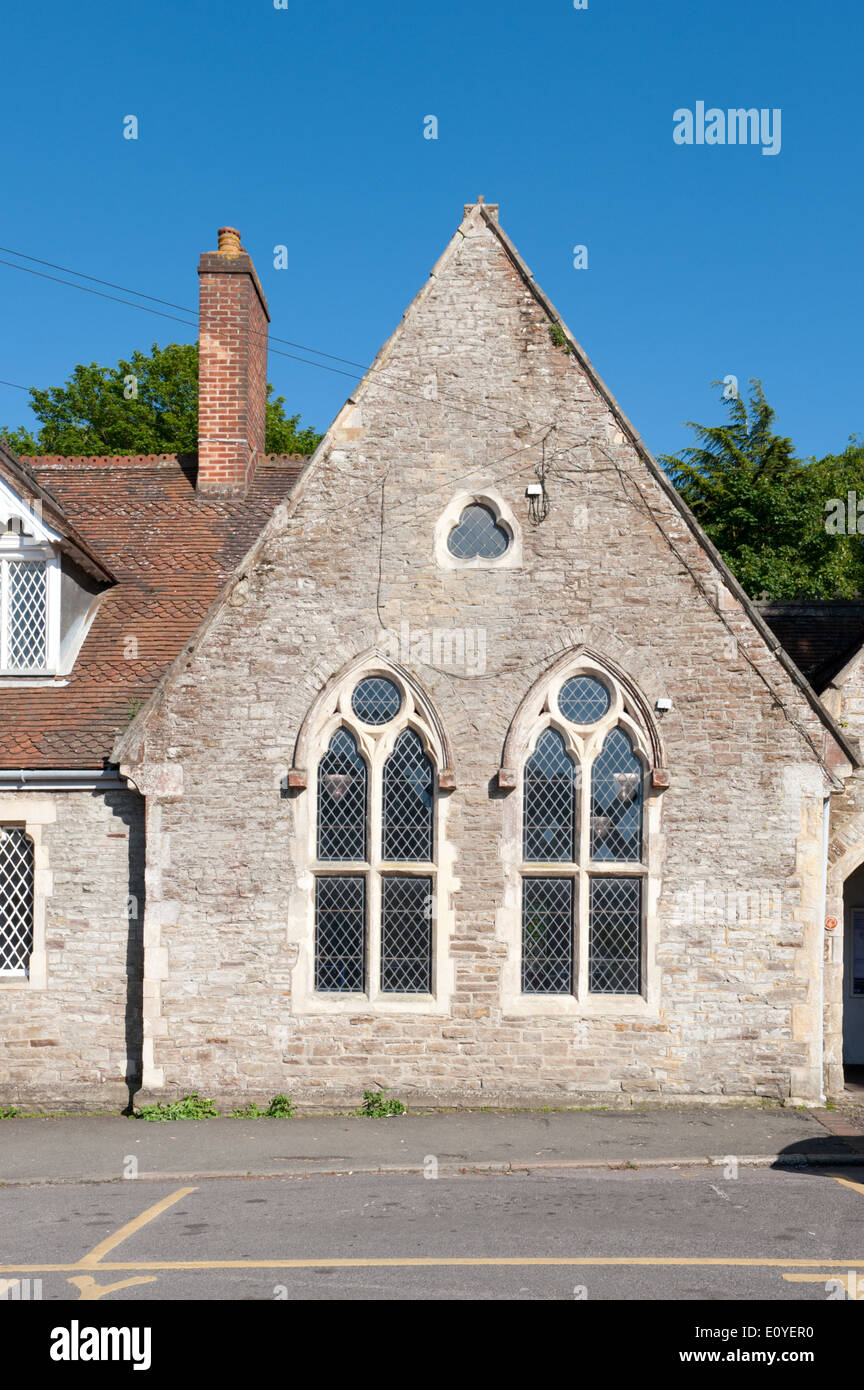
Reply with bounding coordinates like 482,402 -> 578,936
819,793 -> 830,1103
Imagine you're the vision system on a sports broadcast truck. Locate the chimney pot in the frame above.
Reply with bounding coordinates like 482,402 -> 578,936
216,226 -> 243,257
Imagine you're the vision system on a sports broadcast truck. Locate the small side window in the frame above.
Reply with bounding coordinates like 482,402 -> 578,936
447,503 -> 510,559
0,826 -> 35,976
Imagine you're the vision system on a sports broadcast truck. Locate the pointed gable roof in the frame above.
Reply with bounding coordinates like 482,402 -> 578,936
0,449 -> 305,770
0,438 -> 114,583
114,200 -> 858,782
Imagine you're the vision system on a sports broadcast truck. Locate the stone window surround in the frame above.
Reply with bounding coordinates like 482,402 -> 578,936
0,797 -> 54,990
434,487 -> 523,571
496,653 -> 664,1020
288,656 -> 457,1018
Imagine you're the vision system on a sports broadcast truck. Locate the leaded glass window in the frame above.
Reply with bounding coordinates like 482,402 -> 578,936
0,827 -> 34,975
589,877 -> 641,994
317,728 -> 367,861
523,729 -> 575,862
590,728 -> 643,862
1,559 -> 48,672
351,677 -> 402,726
518,673 -> 649,1000
447,503 -> 510,559
558,675 -> 610,725
312,675 -> 438,999
522,877 -> 573,994
383,730 -> 434,861
381,875 -> 432,993
315,876 -> 365,991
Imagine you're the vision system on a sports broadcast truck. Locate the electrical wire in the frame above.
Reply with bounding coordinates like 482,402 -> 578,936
0,244 -> 541,431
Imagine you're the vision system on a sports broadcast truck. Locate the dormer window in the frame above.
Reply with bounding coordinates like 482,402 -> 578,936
0,520 -> 59,675
2,558 -> 48,669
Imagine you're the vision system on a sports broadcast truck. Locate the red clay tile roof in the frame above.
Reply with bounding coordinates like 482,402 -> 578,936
0,453 -> 304,769
0,441 -> 114,583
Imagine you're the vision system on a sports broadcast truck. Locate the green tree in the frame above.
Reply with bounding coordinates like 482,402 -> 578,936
0,342 -> 321,457
660,380 -> 864,599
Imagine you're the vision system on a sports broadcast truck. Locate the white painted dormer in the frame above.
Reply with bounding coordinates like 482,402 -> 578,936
0,475 -> 61,676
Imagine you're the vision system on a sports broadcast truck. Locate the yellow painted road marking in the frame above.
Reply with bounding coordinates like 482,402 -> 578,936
72,1186 -> 197,1269
832,1174 -> 864,1200
0,1173 -> 858,1284
68,1275 -> 158,1301
1,1255 -> 864,1274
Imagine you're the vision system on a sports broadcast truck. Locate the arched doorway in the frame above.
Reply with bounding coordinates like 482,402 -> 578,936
842,862 -> 864,1085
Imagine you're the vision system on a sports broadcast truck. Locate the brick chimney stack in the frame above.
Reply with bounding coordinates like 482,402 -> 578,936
196,227 -> 270,496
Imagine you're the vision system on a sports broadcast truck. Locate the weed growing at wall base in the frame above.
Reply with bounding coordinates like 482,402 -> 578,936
356,1090 -> 407,1117
136,1093 -> 219,1121
231,1094 -> 295,1118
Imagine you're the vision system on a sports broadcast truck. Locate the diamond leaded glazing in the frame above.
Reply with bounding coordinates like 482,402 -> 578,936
523,729 -> 576,862
381,875 -> 432,992
589,876 -> 641,994
315,875 -> 365,991
351,677 -> 402,725
590,728 -> 642,861
522,877 -> 574,994
0,827 -> 34,974
558,675 -> 610,725
382,730 -> 434,861
317,728 -> 367,861
447,503 -> 509,559
6,561 -> 47,670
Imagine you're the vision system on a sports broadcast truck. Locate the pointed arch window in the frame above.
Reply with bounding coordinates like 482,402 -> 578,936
383,730 -> 434,862
590,728 -> 643,862
317,728 -> 368,861
523,729 -> 576,862
518,668 -> 648,998
311,671 -> 440,999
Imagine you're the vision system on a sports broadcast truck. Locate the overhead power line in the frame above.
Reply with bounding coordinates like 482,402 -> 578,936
0,242 -> 543,431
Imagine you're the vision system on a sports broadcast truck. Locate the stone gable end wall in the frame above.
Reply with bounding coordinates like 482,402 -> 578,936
127,214 -> 831,1107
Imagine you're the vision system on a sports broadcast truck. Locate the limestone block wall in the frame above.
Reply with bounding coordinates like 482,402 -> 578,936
0,788 -> 144,1110
123,208 -> 833,1108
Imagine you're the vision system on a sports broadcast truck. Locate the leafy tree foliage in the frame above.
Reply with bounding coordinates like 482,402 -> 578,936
660,380 -> 864,599
1,342 -> 321,457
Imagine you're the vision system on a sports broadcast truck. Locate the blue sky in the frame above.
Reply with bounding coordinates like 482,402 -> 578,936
1,0 -> 861,461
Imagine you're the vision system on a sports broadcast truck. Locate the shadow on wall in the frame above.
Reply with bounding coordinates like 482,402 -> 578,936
101,789 -> 145,1113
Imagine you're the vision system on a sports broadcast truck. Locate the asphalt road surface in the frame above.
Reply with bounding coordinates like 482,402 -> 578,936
0,1167 -> 862,1301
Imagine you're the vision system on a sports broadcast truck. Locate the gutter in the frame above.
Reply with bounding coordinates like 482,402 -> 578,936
0,767 -> 131,791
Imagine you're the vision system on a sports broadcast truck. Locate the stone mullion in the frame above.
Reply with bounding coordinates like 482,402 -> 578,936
367,739 -> 384,999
